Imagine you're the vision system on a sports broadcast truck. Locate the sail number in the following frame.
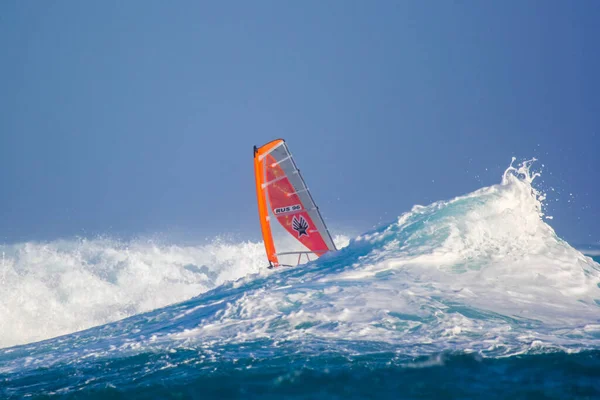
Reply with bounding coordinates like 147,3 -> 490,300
274,204 -> 302,215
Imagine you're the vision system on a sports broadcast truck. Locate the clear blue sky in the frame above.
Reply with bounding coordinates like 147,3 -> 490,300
1,1 -> 599,245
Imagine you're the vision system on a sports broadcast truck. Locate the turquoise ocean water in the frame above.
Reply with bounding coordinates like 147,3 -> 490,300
1,161 -> 599,399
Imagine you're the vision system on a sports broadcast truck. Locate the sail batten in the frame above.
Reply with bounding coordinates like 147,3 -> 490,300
254,139 -> 337,267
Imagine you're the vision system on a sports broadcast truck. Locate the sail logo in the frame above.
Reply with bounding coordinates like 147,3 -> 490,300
273,204 -> 301,215
292,216 -> 310,237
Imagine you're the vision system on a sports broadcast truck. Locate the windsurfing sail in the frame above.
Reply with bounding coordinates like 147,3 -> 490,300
254,139 -> 337,267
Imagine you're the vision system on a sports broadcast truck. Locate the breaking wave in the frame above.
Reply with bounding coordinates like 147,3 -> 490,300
160,158 -> 600,357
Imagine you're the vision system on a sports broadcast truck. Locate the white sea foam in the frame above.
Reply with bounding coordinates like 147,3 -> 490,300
579,248 -> 600,257
0,234 -> 350,349
0,238 -> 265,348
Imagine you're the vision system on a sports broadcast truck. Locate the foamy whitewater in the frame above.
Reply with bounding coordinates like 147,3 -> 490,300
0,238 -> 270,349
1,160 -> 599,398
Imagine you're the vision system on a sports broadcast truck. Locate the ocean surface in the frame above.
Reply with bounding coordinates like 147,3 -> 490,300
1,160 -> 599,399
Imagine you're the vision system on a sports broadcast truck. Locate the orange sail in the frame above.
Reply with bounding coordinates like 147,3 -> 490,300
254,139 -> 337,267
